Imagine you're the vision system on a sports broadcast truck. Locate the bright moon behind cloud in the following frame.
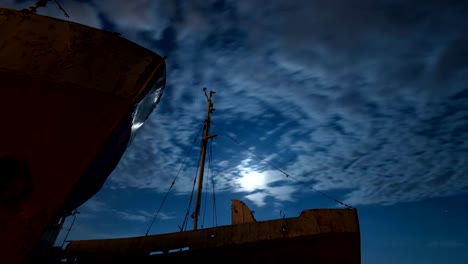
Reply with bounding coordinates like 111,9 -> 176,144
237,170 -> 266,192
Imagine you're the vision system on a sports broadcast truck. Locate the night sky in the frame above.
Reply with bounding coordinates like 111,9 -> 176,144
3,1 -> 468,263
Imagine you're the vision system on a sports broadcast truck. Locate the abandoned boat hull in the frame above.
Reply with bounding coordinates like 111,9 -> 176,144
64,208 -> 360,263
0,8 -> 166,264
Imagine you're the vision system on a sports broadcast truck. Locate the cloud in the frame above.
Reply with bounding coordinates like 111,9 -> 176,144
78,197 -> 149,222
93,0 -> 174,38
113,209 -> 175,222
77,197 -> 175,223
245,192 -> 268,207
114,210 -> 149,223
154,211 -> 176,221
107,0 -> 467,207
79,198 -> 106,212
11,0 -> 468,207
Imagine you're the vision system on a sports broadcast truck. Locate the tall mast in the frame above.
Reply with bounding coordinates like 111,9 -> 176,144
193,88 -> 216,230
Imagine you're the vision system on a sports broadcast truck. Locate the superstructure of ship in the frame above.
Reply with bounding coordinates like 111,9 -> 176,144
0,2 -> 360,264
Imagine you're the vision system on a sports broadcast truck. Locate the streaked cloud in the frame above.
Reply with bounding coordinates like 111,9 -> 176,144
4,0 -> 467,208
80,198 -> 107,212
153,211 -> 176,221
103,0 -> 468,207
76,197 -> 175,224
245,192 -> 268,207
113,210 -> 152,223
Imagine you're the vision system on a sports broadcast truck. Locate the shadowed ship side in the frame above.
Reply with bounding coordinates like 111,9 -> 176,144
0,7 -> 166,264
64,201 -> 360,263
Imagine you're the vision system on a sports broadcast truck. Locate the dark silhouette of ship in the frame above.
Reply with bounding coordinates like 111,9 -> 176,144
0,4 -> 165,264
0,3 -> 360,264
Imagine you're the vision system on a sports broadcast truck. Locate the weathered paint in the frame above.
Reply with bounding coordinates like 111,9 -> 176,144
231,199 -> 257,224
0,8 -> 165,264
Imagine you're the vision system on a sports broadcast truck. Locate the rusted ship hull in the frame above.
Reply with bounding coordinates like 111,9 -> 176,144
0,8 -> 166,264
64,208 -> 360,264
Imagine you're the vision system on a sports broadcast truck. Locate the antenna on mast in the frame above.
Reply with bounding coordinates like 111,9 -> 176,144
192,88 -> 217,230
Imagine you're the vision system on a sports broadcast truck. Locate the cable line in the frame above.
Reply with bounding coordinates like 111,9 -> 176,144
145,125 -> 203,236
179,140 -> 203,232
209,140 -> 218,227
201,173 -> 208,228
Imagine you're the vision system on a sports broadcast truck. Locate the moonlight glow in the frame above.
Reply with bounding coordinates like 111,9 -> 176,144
237,170 -> 266,192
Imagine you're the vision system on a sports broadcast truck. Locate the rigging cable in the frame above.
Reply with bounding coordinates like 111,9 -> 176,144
209,139 -> 218,226
145,125 -> 203,236
53,0 -> 70,17
201,168 -> 209,228
60,210 -> 79,248
201,136 -> 218,228
211,121 -> 354,209
179,139 -> 203,232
